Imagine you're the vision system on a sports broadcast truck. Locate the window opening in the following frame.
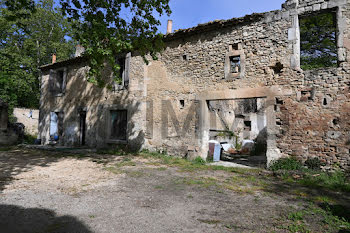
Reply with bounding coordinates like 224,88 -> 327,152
229,56 -> 241,73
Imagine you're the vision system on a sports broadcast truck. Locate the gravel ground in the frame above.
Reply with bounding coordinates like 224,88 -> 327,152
0,148 -> 348,233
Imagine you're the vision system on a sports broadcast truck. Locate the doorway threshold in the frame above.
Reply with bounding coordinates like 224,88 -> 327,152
209,161 -> 254,169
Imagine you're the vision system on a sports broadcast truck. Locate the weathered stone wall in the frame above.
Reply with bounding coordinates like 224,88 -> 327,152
39,0 -> 350,169
13,108 -> 39,136
0,101 -> 19,145
39,56 -> 147,149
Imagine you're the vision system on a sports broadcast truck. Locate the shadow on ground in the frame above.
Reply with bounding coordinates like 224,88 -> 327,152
261,175 -> 350,226
0,204 -> 92,233
0,147 -> 64,192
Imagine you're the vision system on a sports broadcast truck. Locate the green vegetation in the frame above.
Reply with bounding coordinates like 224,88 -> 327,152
269,157 -> 303,171
304,157 -> 324,170
216,130 -> 242,150
299,170 -> 350,193
22,134 -> 37,145
192,156 -> 206,165
3,0 -> 171,86
270,157 -> 350,193
280,203 -> 350,233
0,0 -> 75,113
197,219 -> 221,225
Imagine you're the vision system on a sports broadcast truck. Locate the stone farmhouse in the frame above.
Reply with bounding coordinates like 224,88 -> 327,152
39,0 -> 350,169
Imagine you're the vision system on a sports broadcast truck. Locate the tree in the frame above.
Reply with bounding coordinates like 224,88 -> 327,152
300,11 -> 338,70
4,0 -> 171,86
0,0 -> 75,111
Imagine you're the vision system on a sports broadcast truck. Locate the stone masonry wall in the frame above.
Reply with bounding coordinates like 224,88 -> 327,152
13,108 -> 39,136
39,0 -> 350,169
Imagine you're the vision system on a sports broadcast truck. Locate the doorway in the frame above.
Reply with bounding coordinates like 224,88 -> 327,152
79,111 -> 86,146
207,98 -> 267,168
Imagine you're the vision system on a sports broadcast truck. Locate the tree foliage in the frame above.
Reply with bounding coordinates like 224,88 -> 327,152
0,0 -> 75,110
4,0 -> 171,87
59,0 -> 171,86
300,11 -> 338,70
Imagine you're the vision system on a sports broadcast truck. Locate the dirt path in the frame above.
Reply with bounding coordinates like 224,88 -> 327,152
0,148 -> 348,233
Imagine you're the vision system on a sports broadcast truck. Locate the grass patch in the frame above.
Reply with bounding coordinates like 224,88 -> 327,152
270,158 -> 350,193
139,150 -> 262,174
298,170 -> 350,193
104,166 -> 122,174
22,134 -> 37,145
288,211 -> 305,221
174,177 -> 218,188
125,170 -> 145,178
156,167 -> 167,171
0,146 -> 14,152
197,219 -> 221,225
115,157 -> 136,167
280,203 -> 350,233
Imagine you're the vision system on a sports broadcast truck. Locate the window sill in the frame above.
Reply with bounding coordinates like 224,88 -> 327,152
53,93 -> 64,97
107,139 -> 128,144
225,73 -> 242,80
113,84 -> 129,92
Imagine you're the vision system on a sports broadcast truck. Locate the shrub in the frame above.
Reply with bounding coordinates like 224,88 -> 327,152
192,156 -> 206,165
300,170 -> 350,193
305,157 -> 324,170
269,157 -> 303,171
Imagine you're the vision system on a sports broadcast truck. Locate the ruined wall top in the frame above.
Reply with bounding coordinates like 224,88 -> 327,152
282,0 -> 347,10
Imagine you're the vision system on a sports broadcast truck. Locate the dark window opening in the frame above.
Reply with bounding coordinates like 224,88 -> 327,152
110,110 -> 127,141
79,111 -> 87,146
118,57 -> 126,81
301,90 -> 314,101
244,121 -> 251,131
243,98 -> 258,113
229,56 -> 241,73
323,98 -> 328,106
182,54 -> 188,60
300,10 -> 337,70
49,69 -> 66,94
276,119 -> 282,126
231,43 -> 239,50
333,118 -> 339,125
271,62 -> 284,74
180,100 -> 185,108
57,70 -> 64,92
276,97 -> 284,105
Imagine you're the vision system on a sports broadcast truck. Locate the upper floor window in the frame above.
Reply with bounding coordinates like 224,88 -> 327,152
300,10 -> 337,70
49,68 -> 67,95
113,52 -> 131,91
229,56 -> 241,73
225,42 -> 245,79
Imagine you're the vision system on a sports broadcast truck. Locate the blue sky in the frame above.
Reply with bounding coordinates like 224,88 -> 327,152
158,0 -> 286,33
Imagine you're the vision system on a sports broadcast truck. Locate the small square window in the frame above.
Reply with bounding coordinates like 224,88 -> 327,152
244,121 -> 251,131
110,110 -> 127,141
229,56 -> 241,73
180,100 -> 185,108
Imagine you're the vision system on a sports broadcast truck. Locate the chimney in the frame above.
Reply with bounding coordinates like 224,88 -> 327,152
75,44 -> 85,57
52,53 -> 56,64
166,20 -> 173,34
